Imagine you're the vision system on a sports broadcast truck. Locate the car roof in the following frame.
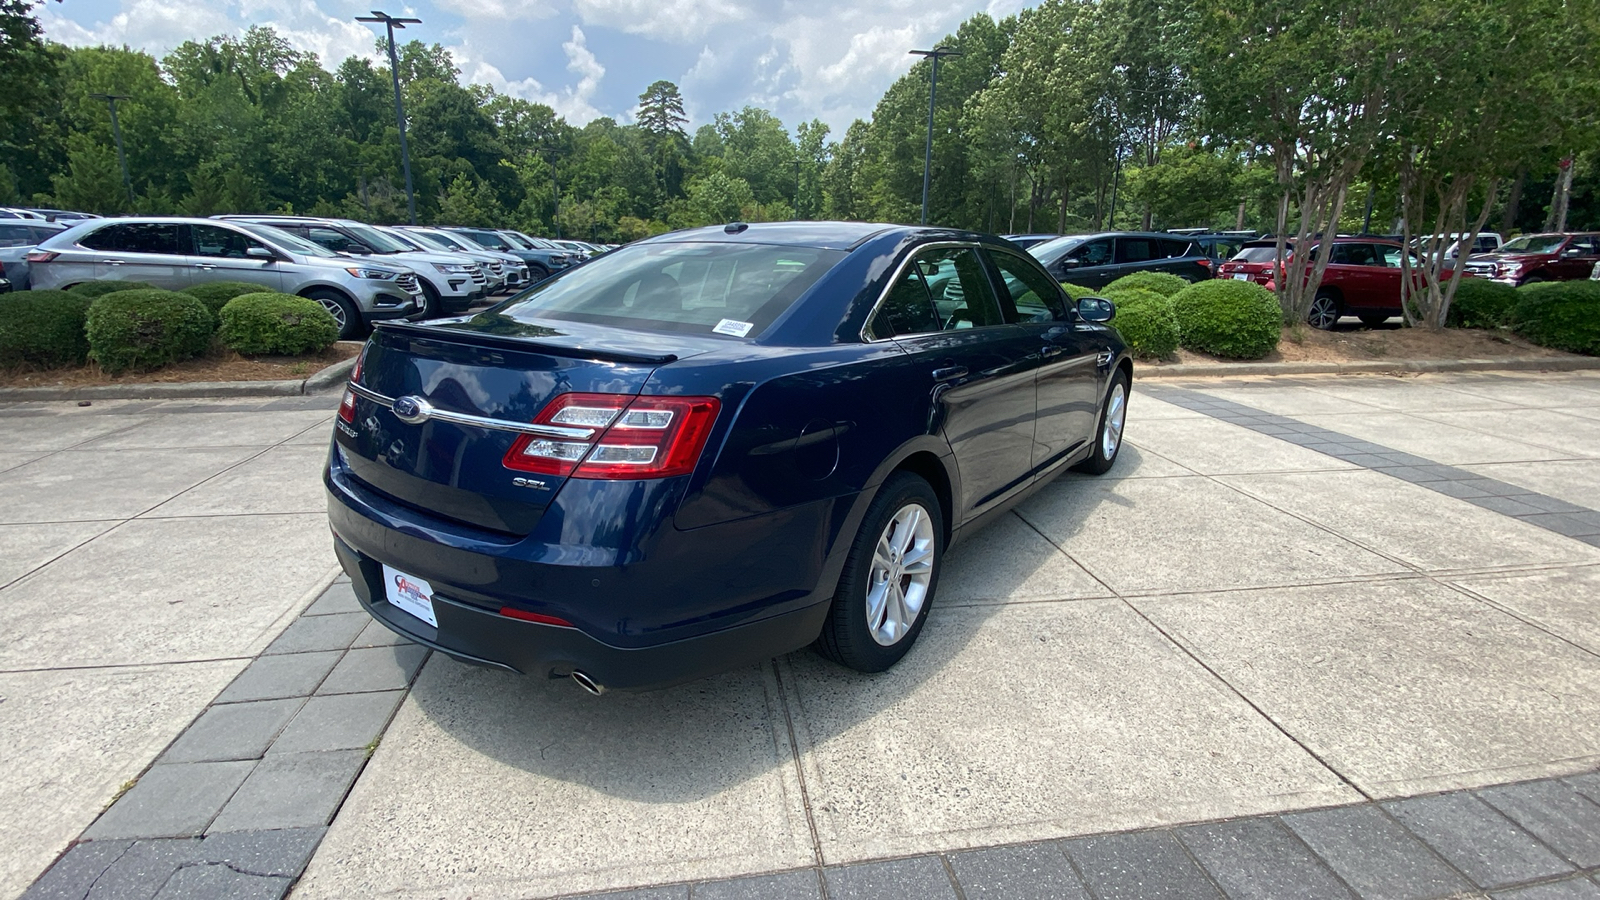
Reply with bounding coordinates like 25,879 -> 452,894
635,221 -> 921,252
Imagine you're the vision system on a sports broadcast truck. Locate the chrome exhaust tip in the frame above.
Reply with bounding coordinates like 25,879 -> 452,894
571,671 -> 606,696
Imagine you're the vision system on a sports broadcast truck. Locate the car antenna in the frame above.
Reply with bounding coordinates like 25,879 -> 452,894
724,222 -> 749,234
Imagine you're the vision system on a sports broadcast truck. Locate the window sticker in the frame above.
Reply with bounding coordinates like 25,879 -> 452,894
712,318 -> 754,337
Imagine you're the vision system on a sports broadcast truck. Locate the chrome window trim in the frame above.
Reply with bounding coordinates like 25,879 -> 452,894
858,240 -> 984,344
346,382 -> 596,439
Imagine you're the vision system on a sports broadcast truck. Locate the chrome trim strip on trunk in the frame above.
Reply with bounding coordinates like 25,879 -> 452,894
346,382 -> 596,439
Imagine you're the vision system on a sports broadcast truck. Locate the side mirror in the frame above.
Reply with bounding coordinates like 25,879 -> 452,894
1077,296 -> 1115,323
1562,247 -> 1585,258
246,247 -> 275,260
1059,258 -> 1082,270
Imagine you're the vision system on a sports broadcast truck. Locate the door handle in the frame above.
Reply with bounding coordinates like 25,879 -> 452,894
1041,344 -> 1065,359
104,259 -> 124,266
932,365 -> 968,382
196,263 -> 217,270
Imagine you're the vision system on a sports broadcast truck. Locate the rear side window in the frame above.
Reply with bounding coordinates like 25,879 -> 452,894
464,231 -> 510,251
1331,243 -> 1379,266
0,225 -> 38,248
499,242 -> 843,338
78,222 -> 184,254
1161,238 -> 1195,257
1116,237 -> 1159,263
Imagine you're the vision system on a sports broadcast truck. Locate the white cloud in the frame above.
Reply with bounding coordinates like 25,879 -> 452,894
452,25 -> 605,125
39,0 -> 236,54
572,0 -> 750,42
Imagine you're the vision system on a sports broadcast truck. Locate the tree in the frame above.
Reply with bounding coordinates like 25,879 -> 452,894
49,139 -> 128,214
636,80 -> 687,139
434,172 -> 506,226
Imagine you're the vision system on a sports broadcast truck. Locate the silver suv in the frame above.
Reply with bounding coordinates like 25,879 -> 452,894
377,226 -> 509,294
216,215 -> 487,316
28,217 -> 422,339
393,226 -> 533,292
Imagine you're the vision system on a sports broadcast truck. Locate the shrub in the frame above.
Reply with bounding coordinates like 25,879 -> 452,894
1171,279 -> 1282,359
1104,271 -> 1190,298
85,289 -> 215,374
217,292 -> 340,356
1103,287 -> 1179,360
1507,280 -> 1600,355
1059,282 -> 1097,301
1446,278 -> 1520,329
69,280 -> 156,299
183,281 -> 268,320
0,290 -> 93,368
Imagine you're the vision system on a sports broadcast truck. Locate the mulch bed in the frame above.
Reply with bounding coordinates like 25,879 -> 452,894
0,342 -> 361,389
1150,324 -> 1574,366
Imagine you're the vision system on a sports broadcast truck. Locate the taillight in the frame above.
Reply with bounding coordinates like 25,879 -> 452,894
24,250 -> 57,263
504,392 -> 721,480
338,344 -> 369,424
1197,258 -> 1212,268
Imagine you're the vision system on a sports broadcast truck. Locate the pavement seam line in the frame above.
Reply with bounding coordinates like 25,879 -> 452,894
769,657 -> 829,889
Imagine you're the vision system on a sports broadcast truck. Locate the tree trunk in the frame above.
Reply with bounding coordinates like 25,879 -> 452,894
1236,200 -> 1246,231
1499,167 -> 1525,234
1553,158 -> 1574,232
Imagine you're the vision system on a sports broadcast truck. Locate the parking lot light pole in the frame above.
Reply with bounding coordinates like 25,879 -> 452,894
909,46 -> 961,226
88,93 -> 135,210
357,11 -> 422,225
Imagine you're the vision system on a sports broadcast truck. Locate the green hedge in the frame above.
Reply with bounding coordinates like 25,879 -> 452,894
1447,278 -> 1520,329
1059,282 -> 1096,301
1104,271 -> 1191,298
183,281 -> 269,320
1103,287 -> 1179,359
0,290 -> 93,368
1508,280 -> 1600,355
85,289 -> 215,374
1171,279 -> 1282,359
217,292 -> 340,356
69,281 -> 156,299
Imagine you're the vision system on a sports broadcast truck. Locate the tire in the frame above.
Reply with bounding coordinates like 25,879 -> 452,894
815,472 -> 944,673
304,289 -> 362,340
1520,274 -> 1547,285
1308,290 -> 1341,330
527,264 -> 550,283
418,281 -> 443,318
1074,369 -> 1129,475
1358,313 -> 1392,327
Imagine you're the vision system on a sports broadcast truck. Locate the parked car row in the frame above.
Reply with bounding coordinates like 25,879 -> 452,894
16,215 -> 593,338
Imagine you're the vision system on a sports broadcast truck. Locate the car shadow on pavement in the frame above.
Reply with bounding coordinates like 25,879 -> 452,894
393,455 -> 1119,806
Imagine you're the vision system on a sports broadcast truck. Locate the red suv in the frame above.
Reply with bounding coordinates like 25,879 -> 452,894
1218,237 -> 1423,329
1462,232 -> 1600,285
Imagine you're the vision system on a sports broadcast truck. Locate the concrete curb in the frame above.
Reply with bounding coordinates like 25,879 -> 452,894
0,356 -> 357,402
1136,355 -> 1600,380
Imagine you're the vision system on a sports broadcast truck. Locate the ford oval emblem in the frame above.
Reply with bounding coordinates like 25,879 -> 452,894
391,395 -> 429,424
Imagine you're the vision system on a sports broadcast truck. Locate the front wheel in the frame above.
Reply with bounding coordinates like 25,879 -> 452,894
1308,291 -> 1341,330
1074,369 -> 1129,475
305,289 -> 362,340
815,472 -> 944,673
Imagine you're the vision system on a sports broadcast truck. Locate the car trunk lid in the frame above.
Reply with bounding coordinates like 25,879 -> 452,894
336,317 -> 702,535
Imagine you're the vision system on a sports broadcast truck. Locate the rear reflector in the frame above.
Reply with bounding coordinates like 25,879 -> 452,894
498,606 -> 574,627
504,392 -> 721,480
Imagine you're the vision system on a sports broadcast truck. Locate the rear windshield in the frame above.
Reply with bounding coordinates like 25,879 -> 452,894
494,241 -> 844,338
1232,244 -> 1282,262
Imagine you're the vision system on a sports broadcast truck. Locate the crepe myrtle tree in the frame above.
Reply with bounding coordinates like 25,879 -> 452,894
1385,0 -> 1599,329
1193,0 -> 1402,325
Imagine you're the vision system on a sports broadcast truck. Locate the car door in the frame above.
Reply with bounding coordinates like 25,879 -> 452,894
867,245 -> 1041,522
82,222 -> 191,288
1113,235 -> 1162,282
188,223 -> 284,292
1558,235 -> 1600,280
1054,237 -> 1116,287
984,247 -> 1103,471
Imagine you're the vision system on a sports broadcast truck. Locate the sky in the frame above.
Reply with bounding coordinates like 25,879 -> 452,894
38,0 -> 1029,135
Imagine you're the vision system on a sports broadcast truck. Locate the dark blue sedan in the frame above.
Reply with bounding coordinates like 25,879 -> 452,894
326,222 -> 1132,693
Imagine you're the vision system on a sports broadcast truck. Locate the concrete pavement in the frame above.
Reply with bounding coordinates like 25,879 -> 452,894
6,371 -> 1600,899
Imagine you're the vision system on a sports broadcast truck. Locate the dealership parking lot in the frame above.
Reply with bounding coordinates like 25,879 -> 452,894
5,370 -> 1600,899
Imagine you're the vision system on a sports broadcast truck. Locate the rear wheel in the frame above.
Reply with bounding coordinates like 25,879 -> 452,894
815,472 -> 943,673
1074,369 -> 1129,475
305,289 -> 362,340
1308,290 -> 1341,330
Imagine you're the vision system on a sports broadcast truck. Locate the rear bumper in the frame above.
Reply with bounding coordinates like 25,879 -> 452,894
335,535 -> 829,691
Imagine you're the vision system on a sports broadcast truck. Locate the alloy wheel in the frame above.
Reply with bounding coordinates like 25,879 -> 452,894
1308,296 -> 1339,330
1102,381 -> 1127,459
865,502 -> 935,646
316,297 -> 347,330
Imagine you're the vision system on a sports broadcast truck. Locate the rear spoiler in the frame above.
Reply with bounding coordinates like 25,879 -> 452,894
373,321 -> 680,366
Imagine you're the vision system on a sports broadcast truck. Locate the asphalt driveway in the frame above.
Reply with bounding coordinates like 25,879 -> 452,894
5,370 -> 1600,899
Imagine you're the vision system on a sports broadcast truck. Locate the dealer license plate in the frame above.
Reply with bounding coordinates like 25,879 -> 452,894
382,564 -> 438,627
1233,273 -> 1250,281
